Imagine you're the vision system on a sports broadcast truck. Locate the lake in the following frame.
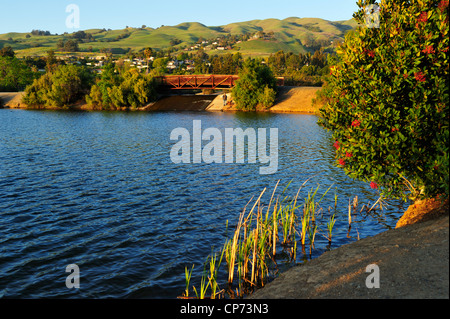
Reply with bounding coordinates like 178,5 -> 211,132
0,109 -> 408,298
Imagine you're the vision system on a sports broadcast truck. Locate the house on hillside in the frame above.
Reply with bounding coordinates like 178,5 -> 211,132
167,60 -> 184,70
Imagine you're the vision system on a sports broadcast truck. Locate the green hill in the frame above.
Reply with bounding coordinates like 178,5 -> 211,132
0,17 -> 357,57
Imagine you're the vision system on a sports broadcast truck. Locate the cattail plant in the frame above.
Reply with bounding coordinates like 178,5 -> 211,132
193,263 -> 210,299
307,223 -> 318,255
208,247 -> 225,299
182,265 -> 194,298
180,180 -> 356,299
326,213 -> 336,244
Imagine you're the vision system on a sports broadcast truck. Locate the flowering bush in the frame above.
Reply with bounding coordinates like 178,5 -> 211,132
319,0 -> 449,200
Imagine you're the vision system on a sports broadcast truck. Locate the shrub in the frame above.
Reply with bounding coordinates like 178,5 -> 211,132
258,85 -> 277,108
22,64 -> 93,107
0,56 -> 36,92
86,65 -> 157,110
232,59 -> 277,111
318,0 -> 449,200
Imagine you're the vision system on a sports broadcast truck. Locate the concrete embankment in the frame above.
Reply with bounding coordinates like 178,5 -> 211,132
1,86 -> 322,113
142,94 -> 217,111
0,92 -> 25,108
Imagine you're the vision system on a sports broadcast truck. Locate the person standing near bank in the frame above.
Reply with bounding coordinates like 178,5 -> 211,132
223,93 -> 228,106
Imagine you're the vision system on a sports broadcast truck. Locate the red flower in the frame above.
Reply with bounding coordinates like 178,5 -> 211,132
363,49 -> 375,58
333,141 -> 340,150
391,127 -> 399,132
418,12 -> 428,23
345,152 -> 353,158
330,66 -> 335,75
338,158 -> 345,166
403,73 -> 408,79
422,46 -> 435,54
438,0 -> 449,12
414,71 -> 426,82
443,47 -> 449,53
370,182 -> 378,189
351,119 -> 361,127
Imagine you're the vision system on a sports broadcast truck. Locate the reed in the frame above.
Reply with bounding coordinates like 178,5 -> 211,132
334,187 -> 338,211
272,199 -> 279,256
183,265 -> 194,298
326,213 -> 336,243
308,223 -> 318,255
348,197 -> 353,226
180,180 -> 369,299
280,205 -> 291,245
193,263 -> 210,299
208,247 -> 225,299
300,205 -> 309,249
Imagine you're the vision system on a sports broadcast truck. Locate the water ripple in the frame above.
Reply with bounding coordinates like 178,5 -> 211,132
0,110 -> 407,298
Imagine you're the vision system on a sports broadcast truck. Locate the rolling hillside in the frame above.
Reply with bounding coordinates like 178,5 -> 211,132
0,17 -> 357,57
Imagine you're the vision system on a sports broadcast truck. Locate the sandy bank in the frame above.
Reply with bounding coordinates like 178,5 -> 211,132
269,86 -> 322,113
206,86 -> 322,113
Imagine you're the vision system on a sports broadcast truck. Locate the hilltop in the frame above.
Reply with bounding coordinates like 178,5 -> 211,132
0,17 -> 357,57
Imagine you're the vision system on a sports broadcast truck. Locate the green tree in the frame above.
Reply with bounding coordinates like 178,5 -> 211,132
86,66 -> 157,110
232,59 -> 277,111
64,39 -> 79,52
150,57 -> 169,76
0,46 -> 15,58
23,64 -> 93,107
46,50 -> 58,73
318,0 -> 449,200
0,56 -> 36,91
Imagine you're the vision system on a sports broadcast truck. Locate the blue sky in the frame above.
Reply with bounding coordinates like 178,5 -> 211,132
0,0 -> 359,34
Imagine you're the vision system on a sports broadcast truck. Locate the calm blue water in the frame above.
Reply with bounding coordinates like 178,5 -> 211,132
0,109 -> 408,298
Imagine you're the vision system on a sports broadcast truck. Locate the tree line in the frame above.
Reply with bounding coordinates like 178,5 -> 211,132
2,44 -> 330,111
0,47 -> 37,91
143,48 -> 330,86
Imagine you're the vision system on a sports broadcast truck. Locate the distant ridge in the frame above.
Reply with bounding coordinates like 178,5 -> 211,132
0,17 -> 357,56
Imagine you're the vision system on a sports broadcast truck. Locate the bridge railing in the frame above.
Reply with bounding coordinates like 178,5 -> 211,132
155,75 -> 285,90
155,74 -> 239,90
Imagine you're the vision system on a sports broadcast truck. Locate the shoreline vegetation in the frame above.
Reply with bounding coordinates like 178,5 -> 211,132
1,44 -> 329,113
178,179 -> 448,300
0,86 -> 323,113
178,180 -> 344,299
249,196 -> 448,299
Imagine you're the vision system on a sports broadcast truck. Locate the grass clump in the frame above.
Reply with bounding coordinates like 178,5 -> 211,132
180,179 -> 385,299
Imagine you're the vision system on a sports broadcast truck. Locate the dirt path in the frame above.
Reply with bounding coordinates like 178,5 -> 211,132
249,199 -> 449,299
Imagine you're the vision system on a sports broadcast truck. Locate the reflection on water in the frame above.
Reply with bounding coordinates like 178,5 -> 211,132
0,109 -> 408,298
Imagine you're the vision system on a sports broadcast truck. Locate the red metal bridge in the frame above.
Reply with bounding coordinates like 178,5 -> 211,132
155,75 -> 284,90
